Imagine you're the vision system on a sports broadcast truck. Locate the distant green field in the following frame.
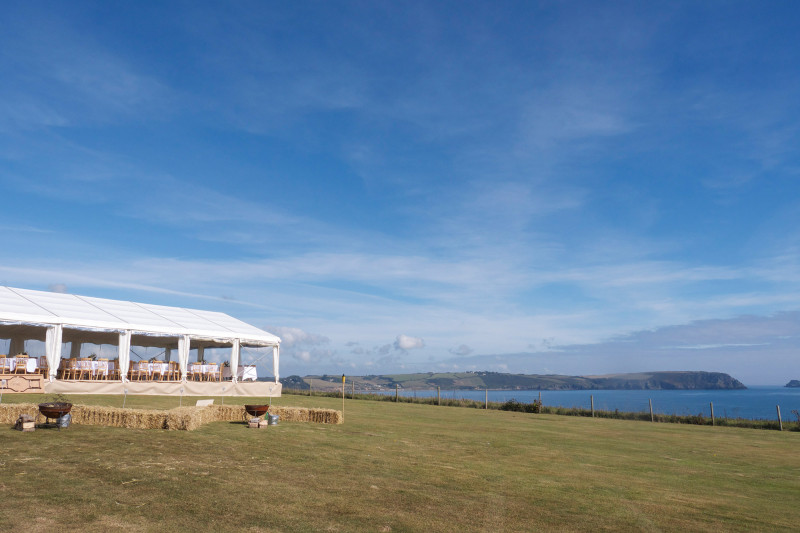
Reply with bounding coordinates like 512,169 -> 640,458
1,393 -> 798,531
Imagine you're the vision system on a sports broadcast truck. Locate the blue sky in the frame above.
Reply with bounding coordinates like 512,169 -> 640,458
1,1 -> 799,384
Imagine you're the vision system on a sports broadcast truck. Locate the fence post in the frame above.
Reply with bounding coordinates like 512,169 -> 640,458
485,389 -> 488,409
437,386 -> 440,406
649,398 -> 654,422
777,405 -> 783,431
710,402 -> 715,426
352,381 -> 355,398
395,384 -> 399,402
591,395 -> 594,418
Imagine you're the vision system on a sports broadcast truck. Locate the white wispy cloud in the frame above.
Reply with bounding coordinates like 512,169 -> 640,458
394,334 -> 425,351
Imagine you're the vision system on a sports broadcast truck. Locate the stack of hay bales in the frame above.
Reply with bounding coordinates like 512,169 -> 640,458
271,405 -> 342,424
71,405 -> 169,430
0,402 -> 342,430
0,403 -> 39,424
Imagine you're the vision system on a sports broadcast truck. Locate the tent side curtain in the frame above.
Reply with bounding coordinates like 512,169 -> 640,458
118,331 -> 131,381
273,345 -> 279,383
178,335 -> 190,380
45,324 -> 63,380
230,339 -> 240,383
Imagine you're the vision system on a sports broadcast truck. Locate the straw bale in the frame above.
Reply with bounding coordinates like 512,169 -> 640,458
270,406 -> 342,424
70,405 -> 169,430
0,403 -> 40,424
166,406 -> 222,430
2,402 -> 342,430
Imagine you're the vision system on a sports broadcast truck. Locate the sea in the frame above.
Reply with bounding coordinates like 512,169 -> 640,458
368,386 -> 800,421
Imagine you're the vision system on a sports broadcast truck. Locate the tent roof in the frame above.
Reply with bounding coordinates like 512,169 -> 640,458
0,286 -> 280,347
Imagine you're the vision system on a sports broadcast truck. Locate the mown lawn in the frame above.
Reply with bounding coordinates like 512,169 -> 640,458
1,393 -> 798,532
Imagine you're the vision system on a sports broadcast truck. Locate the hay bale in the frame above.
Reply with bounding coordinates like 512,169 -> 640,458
70,405 -> 169,430
270,406 -> 342,424
0,403 -> 40,424
1,402 -> 341,430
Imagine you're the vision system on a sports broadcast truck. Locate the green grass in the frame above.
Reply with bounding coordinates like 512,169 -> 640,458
285,388 -> 800,431
1,393 -> 799,532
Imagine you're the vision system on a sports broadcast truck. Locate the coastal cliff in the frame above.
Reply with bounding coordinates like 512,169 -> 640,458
289,370 -> 747,391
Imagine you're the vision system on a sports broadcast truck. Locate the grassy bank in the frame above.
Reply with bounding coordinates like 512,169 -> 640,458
284,388 -> 800,431
1,393 -> 798,531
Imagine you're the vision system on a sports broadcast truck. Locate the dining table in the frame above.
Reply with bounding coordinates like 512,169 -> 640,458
130,362 -> 171,379
2,357 -> 38,373
88,360 -> 115,378
222,365 -> 258,381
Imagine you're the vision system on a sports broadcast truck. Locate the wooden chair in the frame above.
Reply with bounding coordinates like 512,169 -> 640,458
96,358 -> 109,380
108,359 -> 120,380
189,362 -> 203,381
60,358 -> 77,379
0,357 -> 9,374
68,358 -> 80,380
205,363 -> 220,382
37,356 -> 48,376
167,361 -> 179,381
14,357 -> 29,374
77,358 -> 93,380
133,361 -> 150,381
150,361 -> 165,381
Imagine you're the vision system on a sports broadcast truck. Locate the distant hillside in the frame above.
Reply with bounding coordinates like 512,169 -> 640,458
786,380 -> 800,388
283,371 -> 747,392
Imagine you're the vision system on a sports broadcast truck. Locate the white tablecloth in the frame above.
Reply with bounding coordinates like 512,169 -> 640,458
2,357 -> 38,373
67,359 -> 117,378
89,360 -> 115,377
222,365 -> 258,381
188,364 -> 220,379
131,362 -> 169,377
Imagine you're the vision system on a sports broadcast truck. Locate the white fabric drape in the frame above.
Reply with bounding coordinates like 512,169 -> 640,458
70,341 -> 82,358
45,325 -> 63,381
230,339 -> 240,383
9,337 -> 24,355
178,335 -> 190,381
272,345 -> 279,383
197,346 -> 205,362
118,331 -> 131,382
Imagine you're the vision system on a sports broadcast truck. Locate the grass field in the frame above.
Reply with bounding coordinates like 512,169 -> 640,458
1,393 -> 798,532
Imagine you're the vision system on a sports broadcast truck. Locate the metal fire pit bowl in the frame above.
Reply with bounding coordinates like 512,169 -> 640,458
244,404 -> 270,418
39,402 -> 72,419
38,402 -> 73,430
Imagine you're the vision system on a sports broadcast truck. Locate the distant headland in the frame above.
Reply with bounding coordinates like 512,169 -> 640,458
786,380 -> 800,388
282,370 -> 747,391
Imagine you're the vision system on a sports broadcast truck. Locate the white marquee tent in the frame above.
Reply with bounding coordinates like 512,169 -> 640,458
0,286 -> 281,395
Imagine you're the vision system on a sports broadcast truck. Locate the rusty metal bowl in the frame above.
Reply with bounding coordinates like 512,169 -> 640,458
38,402 -> 72,419
244,404 -> 269,418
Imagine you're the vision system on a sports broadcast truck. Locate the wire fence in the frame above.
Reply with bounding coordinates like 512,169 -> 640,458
283,386 -> 800,432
